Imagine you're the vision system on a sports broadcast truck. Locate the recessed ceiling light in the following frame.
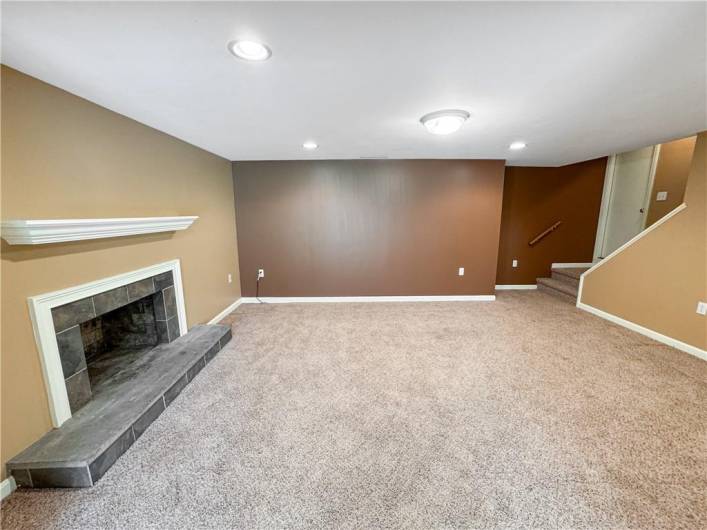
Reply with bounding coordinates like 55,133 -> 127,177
509,141 -> 527,150
420,109 -> 470,135
228,40 -> 272,61
303,141 -> 318,150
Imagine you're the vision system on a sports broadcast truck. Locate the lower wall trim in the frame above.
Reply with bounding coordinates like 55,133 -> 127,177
551,262 -> 593,269
577,302 -> 707,361
1,476 -> 17,500
207,298 -> 245,325
206,295 -> 495,322
495,285 -> 537,290
240,295 -> 496,303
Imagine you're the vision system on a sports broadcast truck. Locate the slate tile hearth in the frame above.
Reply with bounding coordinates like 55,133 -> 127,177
7,324 -> 232,488
132,398 -> 165,440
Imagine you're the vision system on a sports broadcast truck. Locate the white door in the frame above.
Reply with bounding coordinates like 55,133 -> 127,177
597,145 -> 658,258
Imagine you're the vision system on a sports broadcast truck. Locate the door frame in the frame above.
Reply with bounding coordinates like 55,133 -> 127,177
592,144 -> 660,262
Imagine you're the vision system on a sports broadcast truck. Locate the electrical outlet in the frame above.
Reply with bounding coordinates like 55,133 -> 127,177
227,273 -> 232,284
512,259 -> 518,268
257,269 -> 265,279
656,191 -> 668,201
697,301 -> 707,316
458,267 -> 464,276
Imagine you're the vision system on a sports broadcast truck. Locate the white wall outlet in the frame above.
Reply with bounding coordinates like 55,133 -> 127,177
512,259 -> 518,268
257,269 -> 265,279
458,267 -> 464,276
227,273 -> 232,284
697,301 -> 707,315
656,191 -> 668,201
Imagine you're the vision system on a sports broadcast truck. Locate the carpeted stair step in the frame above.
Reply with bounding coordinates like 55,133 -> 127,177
537,277 -> 578,302
550,267 -> 588,289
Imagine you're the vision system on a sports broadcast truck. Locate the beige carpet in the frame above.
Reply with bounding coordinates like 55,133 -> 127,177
2,291 -> 705,529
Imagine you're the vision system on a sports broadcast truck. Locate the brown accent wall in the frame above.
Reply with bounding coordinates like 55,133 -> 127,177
580,132 -> 706,351
1,67 -> 241,478
233,160 -> 505,297
496,158 -> 607,285
645,136 -> 697,226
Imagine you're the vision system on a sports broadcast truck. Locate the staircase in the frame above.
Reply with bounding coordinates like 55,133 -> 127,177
537,266 -> 589,302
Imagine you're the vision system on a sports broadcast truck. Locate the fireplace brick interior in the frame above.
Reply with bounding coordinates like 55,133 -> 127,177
51,270 -> 179,412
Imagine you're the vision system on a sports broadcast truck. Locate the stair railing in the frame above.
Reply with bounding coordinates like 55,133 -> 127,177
528,221 -> 562,246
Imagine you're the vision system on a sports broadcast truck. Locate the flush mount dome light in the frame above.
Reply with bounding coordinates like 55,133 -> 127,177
303,141 -> 318,150
509,141 -> 527,150
420,109 -> 470,135
228,40 -> 272,61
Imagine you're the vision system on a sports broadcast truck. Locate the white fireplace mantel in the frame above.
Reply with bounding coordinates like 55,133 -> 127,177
0,216 -> 198,245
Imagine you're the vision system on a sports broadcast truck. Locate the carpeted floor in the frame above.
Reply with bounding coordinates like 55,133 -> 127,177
2,291 -> 705,529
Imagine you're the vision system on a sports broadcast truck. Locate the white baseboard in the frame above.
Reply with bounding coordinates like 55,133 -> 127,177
577,302 -> 707,361
1,476 -> 16,501
551,262 -> 593,269
240,295 -> 495,304
495,285 -> 538,290
207,298 -> 245,324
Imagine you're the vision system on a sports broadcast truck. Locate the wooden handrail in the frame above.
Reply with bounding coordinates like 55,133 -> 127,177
528,221 -> 561,246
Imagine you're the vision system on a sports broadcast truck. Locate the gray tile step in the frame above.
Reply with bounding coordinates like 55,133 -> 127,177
7,324 -> 232,488
537,277 -> 579,302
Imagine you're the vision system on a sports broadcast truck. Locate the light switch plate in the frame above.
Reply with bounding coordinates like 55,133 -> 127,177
458,267 -> 465,276
697,301 -> 707,315
512,259 -> 518,268
656,191 -> 668,201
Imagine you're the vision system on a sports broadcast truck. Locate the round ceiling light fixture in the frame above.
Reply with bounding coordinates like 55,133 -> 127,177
228,40 -> 272,61
509,141 -> 527,150
303,141 -> 318,150
420,109 -> 470,135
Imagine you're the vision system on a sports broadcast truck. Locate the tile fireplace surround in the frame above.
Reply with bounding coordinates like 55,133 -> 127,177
53,269 -> 180,413
27,260 -> 189,427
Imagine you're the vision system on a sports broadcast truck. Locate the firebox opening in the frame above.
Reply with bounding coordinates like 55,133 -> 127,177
80,296 -> 161,394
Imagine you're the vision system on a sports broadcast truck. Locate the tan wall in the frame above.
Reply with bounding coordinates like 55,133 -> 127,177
496,158 -> 607,285
580,132 -> 706,351
234,159 -> 505,297
646,136 -> 697,226
0,67 -> 241,478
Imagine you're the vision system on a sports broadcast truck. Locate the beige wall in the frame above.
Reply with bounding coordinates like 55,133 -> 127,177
580,132 -> 706,351
646,136 -> 697,226
0,67 -> 241,478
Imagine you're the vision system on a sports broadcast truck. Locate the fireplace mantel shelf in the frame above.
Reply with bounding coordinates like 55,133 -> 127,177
0,216 -> 199,245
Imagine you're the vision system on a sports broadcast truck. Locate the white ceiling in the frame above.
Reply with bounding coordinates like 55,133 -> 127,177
2,2 -> 705,166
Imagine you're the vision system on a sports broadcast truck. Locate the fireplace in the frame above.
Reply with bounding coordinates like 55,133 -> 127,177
51,270 -> 180,413
82,296 -> 160,393
28,260 -> 188,426
12,259 -> 232,488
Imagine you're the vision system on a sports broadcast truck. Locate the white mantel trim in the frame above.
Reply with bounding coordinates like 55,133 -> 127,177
1,216 -> 198,245
28,260 -> 188,427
